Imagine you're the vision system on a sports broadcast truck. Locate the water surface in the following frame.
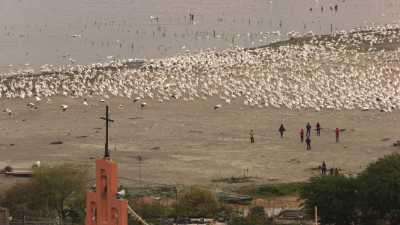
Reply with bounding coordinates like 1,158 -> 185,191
0,0 -> 399,72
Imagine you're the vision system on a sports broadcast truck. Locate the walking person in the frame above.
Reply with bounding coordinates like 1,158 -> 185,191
335,128 -> 340,143
306,122 -> 312,137
316,122 -> 321,136
278,124 -> 286,138
300,128 -> 304,143
306,136 -> 311,150
250,129 -> 255,144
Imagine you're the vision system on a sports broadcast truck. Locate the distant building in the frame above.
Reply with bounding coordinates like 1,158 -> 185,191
0,207 -> 9,225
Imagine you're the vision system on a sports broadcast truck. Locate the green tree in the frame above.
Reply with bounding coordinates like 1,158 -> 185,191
0,181 -> 51,217
230,215 -> 249,225
178,186 -> 219,218
0,164 -> 88,224
358,154 -> 400,225
300,175 -> 359,225
33,164 -> 88,223
129,201 -> 173,225
247,206 -> 267,225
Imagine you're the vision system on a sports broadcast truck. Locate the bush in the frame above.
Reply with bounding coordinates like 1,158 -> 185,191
129,201 -> 173,225
300,154 -> 400,225
357,154 -> 400,225
177,186 -> 219,218
0,181 -> 49,217
247,206 -> 267,225
240,182 -> 305,197
230,215 -> 250,225
300,175 -> 359,225
0,164 -> 88,224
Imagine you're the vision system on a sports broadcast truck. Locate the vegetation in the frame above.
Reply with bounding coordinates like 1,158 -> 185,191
128,186 -> 234,225
301,153 -> 400,225
129,201 -> 173,225
126,185 -> 177,198
247,206 -> 268,225
177,186 -> 219,218
357,153 -> 400,225
0,164 -> 88,224
300,175 -> 359,225
240,182 -> 305,198
229,206 -> 272,225
212,176 -> 253,184
1,154 -> 399,225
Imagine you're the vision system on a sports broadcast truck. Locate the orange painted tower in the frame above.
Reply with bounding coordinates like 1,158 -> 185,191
85,106 -> 128,225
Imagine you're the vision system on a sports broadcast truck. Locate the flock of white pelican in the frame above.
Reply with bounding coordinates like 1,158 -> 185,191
1,24 -> 400,113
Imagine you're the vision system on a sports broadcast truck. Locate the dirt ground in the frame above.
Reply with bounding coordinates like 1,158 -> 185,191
0,96 -> 399,189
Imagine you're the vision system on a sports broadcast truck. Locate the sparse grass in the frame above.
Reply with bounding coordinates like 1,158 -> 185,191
211,176 -> 253,184
239,182 -> 305,198
126,185 -> 177,198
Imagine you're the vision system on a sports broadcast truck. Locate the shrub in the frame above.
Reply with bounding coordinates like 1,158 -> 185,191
0,164 -> 88,224
300,175 -> 359,225
357,154 -> 400,225
177,186 -> 219,218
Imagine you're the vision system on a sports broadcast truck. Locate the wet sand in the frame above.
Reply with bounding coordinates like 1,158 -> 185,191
0,96 -> 399,188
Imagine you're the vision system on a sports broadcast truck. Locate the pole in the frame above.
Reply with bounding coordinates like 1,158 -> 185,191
137,156 -> 143,187
175,186 -> 178,223
100,106 -> 113,158
315,206 -> 318,225
105,105 -> 109,158
139,160 -> 142,187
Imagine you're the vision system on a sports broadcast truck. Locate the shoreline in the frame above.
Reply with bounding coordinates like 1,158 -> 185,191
3,23 -> 400,78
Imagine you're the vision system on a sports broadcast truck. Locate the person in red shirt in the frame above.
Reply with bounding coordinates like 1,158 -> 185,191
335,128 -> 340,143
300,128 -> 304,143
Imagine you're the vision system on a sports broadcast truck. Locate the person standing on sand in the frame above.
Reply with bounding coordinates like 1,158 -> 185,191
306,136 -> 311,150
306,122 -> 312,137
316,122 -> 321,136
278,124 -> 286,138
335,128 -> 340,143
300,128 -> 304,143
250,129 -> 255,144
321,161 -> 327,175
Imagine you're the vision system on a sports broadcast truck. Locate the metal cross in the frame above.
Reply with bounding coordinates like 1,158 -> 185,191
100,105 -> 114,158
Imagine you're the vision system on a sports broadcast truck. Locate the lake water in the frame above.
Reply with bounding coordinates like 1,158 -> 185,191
1,0 -> 400,73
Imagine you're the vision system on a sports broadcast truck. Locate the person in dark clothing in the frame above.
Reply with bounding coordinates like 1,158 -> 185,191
300,128 -> 304,143
306,122 -> 312,137
335,128 -> 340,143
321,161 -> 327,175
306,136 -> 311,150
250,129 -> 255,144
316,122 -> 321,136
278,124 -> 286,138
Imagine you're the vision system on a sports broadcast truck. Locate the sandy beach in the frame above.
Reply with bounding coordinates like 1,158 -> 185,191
1,96 -> 399,189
